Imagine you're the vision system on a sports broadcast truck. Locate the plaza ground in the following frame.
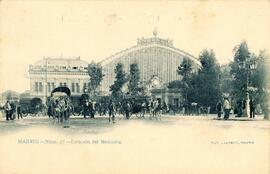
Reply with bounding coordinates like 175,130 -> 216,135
0,113 -> 269,174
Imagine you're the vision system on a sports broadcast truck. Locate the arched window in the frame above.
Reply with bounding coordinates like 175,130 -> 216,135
39,82 -> 43,92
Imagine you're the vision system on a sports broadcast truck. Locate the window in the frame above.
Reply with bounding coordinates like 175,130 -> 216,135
76,83 -> 80,93
72,67 -> 78,69
47,82 -> 51,92
34,82 -> 38,92
71,83 -> 75,93
63,82 -> 67,87
60,82 -> 63,87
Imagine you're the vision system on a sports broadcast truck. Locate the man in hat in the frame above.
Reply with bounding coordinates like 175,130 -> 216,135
223,98 -> 231,120
4,101 -> 11,120
17,103 -> 23,119
249,98 -> 256,119
216,100 -> 222,119
108,100 -> 116,123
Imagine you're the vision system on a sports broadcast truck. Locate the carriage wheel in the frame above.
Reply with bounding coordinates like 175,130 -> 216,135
135,113 -> 141,118
134,112 -> 143,119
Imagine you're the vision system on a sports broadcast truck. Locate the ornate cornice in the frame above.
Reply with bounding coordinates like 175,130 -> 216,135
29,71 -> 88,76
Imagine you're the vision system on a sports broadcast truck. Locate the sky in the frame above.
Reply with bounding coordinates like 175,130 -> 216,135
0,0 -> 270,93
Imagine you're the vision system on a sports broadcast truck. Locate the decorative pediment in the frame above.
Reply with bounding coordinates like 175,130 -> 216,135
146,75 -> 164,90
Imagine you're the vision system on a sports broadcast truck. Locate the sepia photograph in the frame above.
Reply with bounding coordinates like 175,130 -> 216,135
0,1 -> 269,174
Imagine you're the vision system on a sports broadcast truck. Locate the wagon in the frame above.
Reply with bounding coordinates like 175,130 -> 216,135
19,97 -> 46,116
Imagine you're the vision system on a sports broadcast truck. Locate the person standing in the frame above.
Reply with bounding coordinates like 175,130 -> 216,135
88,100 -> 93,118
162,101 -> 168,114
4,101 -> 11,120
108,100 -> 116,123
92,101 -> 96,118
236,100 -> 243,117
223,98 -> 231,120
216,101 -> 222,119
123,101 -> 131,120
249,99 -> 255,118
83,100 -> 89,118
17,103 -> 23,119
141,101 -> 147,118
10,102 -> 16,120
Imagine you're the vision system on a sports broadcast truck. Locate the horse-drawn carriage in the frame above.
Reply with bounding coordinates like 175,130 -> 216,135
121,95 -> 150,119
47,87 -> 73,123
19,97 -> 46,116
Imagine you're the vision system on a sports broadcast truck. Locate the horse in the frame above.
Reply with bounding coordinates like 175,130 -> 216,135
150,100 -> 162,120
49,96 -> 72,124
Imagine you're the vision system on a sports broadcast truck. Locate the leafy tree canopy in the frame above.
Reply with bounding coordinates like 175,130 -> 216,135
88,62 -> 104,94
110,63 -> 127,101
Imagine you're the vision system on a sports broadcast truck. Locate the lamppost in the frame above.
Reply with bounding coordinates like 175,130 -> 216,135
178,63 -> 189,114
238,60 -> 249,117
238,58 -> 257,117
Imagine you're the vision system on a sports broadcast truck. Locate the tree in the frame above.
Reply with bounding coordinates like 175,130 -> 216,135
229,41 -> 270,118
177,57 -> 193,83
6,92 -> 12,101
177,57 -> 193,111
193,49 -> 222,112
230,41 -> 251,101
128,63 -> 140,96
87,62 -> 104,95
110,63 -> 127,101
250,50 -> 270,119
220,64 -> 233,96
167,80 -> 185,89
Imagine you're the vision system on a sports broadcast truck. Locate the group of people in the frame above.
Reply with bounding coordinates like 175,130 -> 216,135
216,97 -> 256,120
81,97 -> 220,120
3,95 -> 260,123
217,98 -> 231,120
3,101 -> 22,121
82,100 -> 96,119
81,97 -> 167,123
106,97 -> 168,123
81,99 -> 133,123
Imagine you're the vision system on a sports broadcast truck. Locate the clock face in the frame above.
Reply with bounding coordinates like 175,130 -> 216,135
153,79 -> 159,86
151,77 -> 161,88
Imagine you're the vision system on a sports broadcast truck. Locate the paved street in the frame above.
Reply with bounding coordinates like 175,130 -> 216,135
0,112 -> 269,134
0,113 -> 269,174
